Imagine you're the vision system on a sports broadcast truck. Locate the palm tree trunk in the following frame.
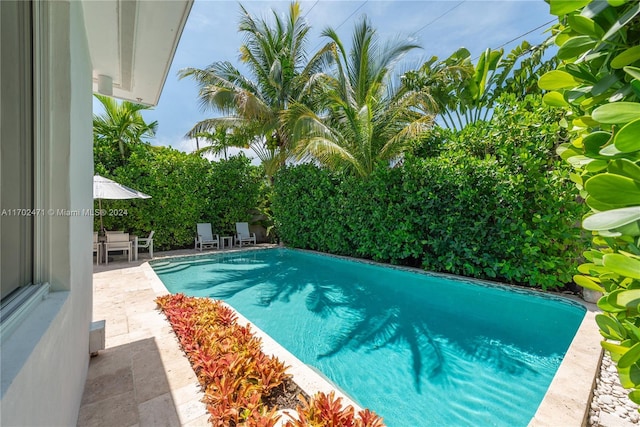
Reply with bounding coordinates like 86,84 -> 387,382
118,139 -> 126,159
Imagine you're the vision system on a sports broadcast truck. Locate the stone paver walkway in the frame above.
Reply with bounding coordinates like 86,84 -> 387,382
77,250 -> 210,427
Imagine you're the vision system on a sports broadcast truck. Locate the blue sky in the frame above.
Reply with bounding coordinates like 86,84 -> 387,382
97,0 -> 556,159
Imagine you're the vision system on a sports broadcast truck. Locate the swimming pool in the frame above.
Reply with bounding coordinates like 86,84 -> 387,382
152,248 -> 586,426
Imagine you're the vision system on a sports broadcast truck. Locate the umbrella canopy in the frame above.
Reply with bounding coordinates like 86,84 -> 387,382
93,175 -> 151,233
93,175 -> 151,200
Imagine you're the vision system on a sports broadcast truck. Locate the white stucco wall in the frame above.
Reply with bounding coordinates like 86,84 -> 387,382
0,1 -> 94,425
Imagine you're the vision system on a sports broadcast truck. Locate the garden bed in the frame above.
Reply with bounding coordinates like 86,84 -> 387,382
156,293 -> 384,426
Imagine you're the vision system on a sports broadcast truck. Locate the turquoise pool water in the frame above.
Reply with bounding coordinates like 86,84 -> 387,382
152,248 -> 586,426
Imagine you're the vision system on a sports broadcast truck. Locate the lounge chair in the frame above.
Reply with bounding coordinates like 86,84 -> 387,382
195,223 -> 219,251
104,232 -> 132,265
235,222 -> 256,247
138,230 -> 155,259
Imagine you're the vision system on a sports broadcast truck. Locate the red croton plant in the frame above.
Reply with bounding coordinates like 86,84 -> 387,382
156,294 -> 385,427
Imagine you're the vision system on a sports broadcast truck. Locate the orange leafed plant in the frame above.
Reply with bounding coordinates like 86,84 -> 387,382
156,294 -> 287,426
284,391 -> 385,427
157,294 -> 385,427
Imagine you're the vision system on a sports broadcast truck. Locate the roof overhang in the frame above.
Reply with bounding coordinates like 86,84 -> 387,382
82,0 -> 193,106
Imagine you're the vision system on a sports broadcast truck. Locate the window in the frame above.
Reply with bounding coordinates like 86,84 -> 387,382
1,0 -> 34,300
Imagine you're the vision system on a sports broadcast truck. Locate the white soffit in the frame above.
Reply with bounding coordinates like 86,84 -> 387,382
83,0 -> 193,106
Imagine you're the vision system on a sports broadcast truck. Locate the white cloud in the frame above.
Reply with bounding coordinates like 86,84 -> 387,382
151,135 -> 196,152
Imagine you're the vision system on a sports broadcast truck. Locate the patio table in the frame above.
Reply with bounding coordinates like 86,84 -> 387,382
220,236 -> 233,249
98,234 -> 137,262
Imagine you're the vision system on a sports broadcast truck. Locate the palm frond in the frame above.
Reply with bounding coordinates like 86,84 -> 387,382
379,114 -> 434,159
185,117 -> 246,138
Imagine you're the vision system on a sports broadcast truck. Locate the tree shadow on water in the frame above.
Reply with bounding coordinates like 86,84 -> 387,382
318,295 -> 445,393
169,252 -> 541,391
191,260 -> 447,391
460,338 -> 539,377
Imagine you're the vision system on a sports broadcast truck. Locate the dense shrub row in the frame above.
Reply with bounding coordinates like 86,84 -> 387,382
95,144 -> 262,250
273,95 -> 588,289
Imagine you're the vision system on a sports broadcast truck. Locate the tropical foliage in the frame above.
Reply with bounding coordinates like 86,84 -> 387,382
539,0 -> 640,403
285,16 -> 433,177
273,94 -> 586,289
179,2 -> 331,178
400,48 -> 473,131
284,391 -> 384,427
156,294 -> 289,426
93,94 -> 158,165
402,40 -> 557,130
95,144 -> 262,250
189,126 -> 248,160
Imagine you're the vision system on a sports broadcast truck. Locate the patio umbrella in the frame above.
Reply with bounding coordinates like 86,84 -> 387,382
93,175 -> 151,233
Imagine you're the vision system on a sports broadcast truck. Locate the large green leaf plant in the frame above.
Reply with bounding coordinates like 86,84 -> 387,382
539,0 -> 640,402
402,40 -> 556,131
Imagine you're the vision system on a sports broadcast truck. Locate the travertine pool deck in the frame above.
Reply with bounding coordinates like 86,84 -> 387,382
78,249 -> 211,427
78,245 -> 357,427
79,246 -> 607,427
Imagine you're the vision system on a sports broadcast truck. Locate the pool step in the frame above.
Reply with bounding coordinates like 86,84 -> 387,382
151,261 -> 171,269
153,263 -> 192,273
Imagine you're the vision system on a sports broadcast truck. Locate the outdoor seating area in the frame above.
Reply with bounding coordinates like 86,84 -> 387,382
94,220 -> 256,264
138,231 -> 155,259
92,174 -> 155,265
104,232 -> 132,265
195,222 -> 256,252
94,231 -> 154,265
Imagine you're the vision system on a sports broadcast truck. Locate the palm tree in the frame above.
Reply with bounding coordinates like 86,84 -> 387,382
93,94 -> 158,160
285,17 -> 434,177
188,126 -> 248,160
179,2 -> 332,178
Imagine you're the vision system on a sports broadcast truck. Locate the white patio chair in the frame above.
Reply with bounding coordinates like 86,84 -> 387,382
93,232 -> 101,265
137,230 -> 155,259
235,222 -> 256,247
104,232 -> 132,265
195,223 -> 219,251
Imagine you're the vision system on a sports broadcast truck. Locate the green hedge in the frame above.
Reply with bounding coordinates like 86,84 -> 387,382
95,144 -> 262,250
273,95 -> 588,289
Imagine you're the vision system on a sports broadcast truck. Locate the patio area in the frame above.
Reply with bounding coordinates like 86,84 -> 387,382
77,249 -> 213,427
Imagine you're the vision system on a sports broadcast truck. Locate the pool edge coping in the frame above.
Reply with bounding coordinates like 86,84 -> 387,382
529,305 -> 602,427
147,246 -> 602,426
